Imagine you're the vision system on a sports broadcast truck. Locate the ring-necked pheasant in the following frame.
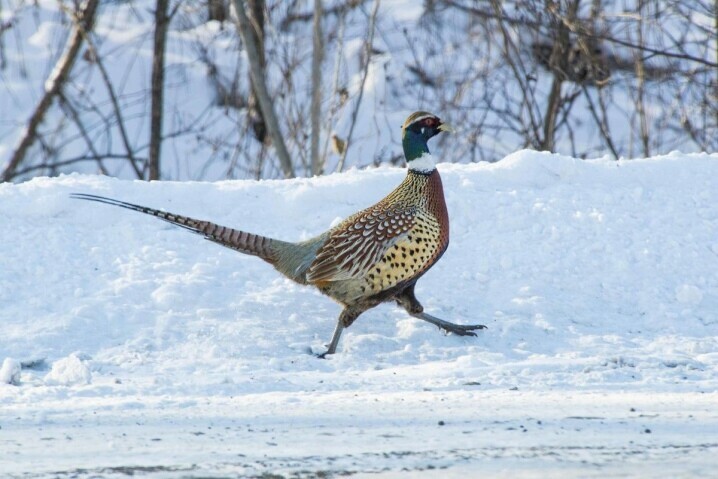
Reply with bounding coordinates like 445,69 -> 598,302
71,111 -> 486,356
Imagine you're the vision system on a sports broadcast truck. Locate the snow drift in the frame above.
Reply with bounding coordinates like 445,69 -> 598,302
1,150 -> 717,476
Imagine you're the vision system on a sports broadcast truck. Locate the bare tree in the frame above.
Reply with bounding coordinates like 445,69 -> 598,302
232,0 -> 295,178
2,0 -> 715,182
310,0 -> 324,175
208,0 -> 228,22
246,0 -> 267,144
435,0 -> 716,160
148,0 -> 171,180
1,0 -> 100,183
541,0 -> 581,152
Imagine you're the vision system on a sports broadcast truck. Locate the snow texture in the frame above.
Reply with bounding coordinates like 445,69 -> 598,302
1,150 -> 718,477
0,358 -> 21,385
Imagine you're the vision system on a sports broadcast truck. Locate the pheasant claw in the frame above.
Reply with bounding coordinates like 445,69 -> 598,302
411,311 -> 486,336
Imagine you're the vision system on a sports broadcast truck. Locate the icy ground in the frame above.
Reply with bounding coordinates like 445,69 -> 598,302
1,150 -> 718,477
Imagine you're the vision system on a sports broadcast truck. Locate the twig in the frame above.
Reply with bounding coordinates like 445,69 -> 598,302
489,0 -> 543,147
74,14 -> 144,179
13,154 -> 148,178
581,85 -> 619,160
336,0 -> 380,173
446,0 -> 718,68
280,0 -> 366,30
319,7 -> 346,170
57,91 -> 109,175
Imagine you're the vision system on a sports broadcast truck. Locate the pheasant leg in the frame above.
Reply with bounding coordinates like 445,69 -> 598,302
318,307 -> 362,358
397,284 -> 486,336
319,320 -> 344,358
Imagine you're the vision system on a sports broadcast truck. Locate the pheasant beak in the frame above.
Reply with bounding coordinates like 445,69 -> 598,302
438,122 -> 454,133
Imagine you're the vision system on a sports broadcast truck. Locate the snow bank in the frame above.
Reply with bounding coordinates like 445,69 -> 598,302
1,150 -> 717,388
1,150 -> 717,476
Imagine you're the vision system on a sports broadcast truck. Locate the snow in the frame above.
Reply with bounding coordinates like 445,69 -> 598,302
43,353 -> 92,386
1,150 -> 718,476
0,358 -> 21,385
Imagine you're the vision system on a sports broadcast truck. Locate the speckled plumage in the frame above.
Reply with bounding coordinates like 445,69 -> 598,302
306,168 -> 449,307
71,112 -> 485,356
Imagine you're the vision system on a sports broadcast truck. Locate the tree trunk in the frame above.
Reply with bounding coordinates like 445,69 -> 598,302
541,76 -> 563,152
634,0 -> 650,157
539,0 -> 578,152
1,0 -> 100,183
246,0 -> 267,143
310,0 -> 324,175
149,0 -> 170,181
232,0 -> 295,178
208,0 -> 227,22
714,0 -> 717,136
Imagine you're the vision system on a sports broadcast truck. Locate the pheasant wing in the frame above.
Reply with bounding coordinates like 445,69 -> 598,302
306,204 -> 417,283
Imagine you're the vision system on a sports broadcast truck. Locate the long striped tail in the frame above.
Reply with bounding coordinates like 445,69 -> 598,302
70,193 -> 277,261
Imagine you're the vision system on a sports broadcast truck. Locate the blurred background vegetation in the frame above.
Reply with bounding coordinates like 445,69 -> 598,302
0,0 -> 715,182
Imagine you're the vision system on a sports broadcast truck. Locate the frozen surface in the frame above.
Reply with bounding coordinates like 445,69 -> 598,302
1,150 -> 718,477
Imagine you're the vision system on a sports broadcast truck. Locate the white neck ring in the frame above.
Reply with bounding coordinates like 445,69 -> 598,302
408,153 -> 436,173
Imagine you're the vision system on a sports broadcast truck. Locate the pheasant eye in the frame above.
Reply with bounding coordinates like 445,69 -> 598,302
424,118 -> 438,127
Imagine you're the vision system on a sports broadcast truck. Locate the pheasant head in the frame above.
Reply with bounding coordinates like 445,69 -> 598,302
401,112 -> 453,173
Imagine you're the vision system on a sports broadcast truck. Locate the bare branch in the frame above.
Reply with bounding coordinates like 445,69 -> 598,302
336,0 -> 380,173
57,91 -> 109,176
320,9 -> 347,169
581,85 -> 619,160
280,0 -> 366,30
76,15 -> 144,179
13,154 -> 149,178
1,0 -> 100,182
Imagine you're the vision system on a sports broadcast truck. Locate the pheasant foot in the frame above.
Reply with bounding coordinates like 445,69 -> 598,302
410,311 -> 486,336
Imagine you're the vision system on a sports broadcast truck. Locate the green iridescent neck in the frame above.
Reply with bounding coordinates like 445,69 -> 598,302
402,130 -> 430,162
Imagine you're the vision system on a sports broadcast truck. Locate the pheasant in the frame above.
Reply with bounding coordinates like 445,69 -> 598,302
71,111 -> 486,356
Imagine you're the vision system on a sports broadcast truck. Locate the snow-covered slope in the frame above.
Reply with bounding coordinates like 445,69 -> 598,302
1,151 -> 717,477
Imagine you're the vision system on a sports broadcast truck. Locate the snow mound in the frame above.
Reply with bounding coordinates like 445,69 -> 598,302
675,284 -> 704,305
44,354 -> 92,386
0,358 -> 21,385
